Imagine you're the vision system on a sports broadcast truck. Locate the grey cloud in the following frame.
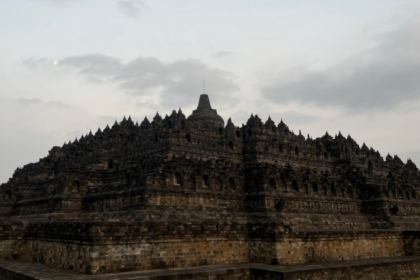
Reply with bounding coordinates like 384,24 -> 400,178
136,100 -> 159,111
22,58 -> 50,69
43,0 -> 70,6
17,98 -> 42,105
228,110 -> 249,126
52,54 -> 239,108
117,0 -> 149,18
215,51 -> 233,58
263,20 -> 420,113
86,76 -> 104,84
60,54 -> 120,76
17,98 -> 69,108
96,115 -> 120,126
48,101 -> 70,108
271,111 -> 321,125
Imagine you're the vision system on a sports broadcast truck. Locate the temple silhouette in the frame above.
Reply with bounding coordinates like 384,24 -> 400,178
0,94 -> 420,279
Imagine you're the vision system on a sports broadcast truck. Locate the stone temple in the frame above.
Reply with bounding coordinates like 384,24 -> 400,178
1,94 -> 420,280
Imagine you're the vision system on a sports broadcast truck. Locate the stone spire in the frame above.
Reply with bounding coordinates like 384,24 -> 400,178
187,94 -> 224,128
197,94 -> 212,110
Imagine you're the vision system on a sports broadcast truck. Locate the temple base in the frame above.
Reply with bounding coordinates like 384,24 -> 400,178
1,256 -> 420,280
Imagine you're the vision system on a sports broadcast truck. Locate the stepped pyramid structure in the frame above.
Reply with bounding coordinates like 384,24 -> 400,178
1,94 -> 420,280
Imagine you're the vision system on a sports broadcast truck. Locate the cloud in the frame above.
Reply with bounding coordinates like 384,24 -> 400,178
22,58 -> 50,69
263,20 -> 420,113
0,98 -> 87,184
26,54 -> 239,108
271,111 -> 321,125
60,54 -> 120,76
48,101 -> 70,108
136,99 -> 159,111
215,51 -> 233,58
17,98 -> 70,108
117,0 -> 149,19
17,98 -> 42,105
96,115 -> 120,126
42,0 -> 77,7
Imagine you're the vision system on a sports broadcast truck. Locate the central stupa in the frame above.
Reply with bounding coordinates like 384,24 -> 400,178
187,94 -> 224,127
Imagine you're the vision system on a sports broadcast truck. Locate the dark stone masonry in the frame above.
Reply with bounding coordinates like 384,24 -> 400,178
1,94 -> 420,279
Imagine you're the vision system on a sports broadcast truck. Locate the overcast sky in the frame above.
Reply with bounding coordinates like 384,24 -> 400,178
1,0 -> 420,183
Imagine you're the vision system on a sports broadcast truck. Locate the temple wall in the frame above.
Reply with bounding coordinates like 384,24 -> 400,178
18,241 -> 91,273
5,225 -> 420,275
17,239 -> 249,274
85,192 -> 245,212
265,197 -> 361,215
250,231 -> 408,265
0,205 -> 12,216
153,193 -> 244,209
89,239 -> 249,274
0,223 -> 26,261
12,198 -> 82,216
0,241 -> 22,261
275,236 -> 404,264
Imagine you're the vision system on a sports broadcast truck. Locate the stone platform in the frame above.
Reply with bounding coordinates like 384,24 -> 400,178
1,256 -> 420,280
